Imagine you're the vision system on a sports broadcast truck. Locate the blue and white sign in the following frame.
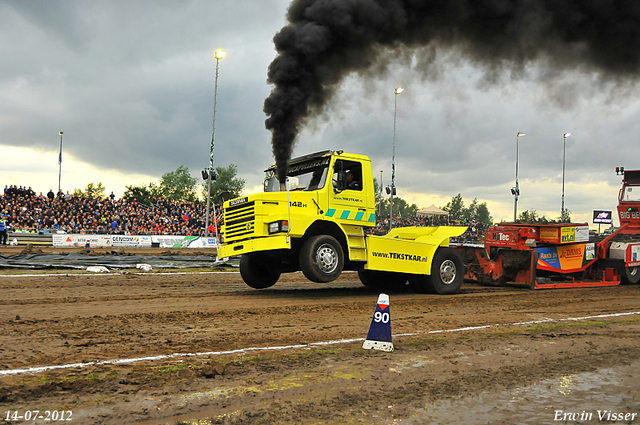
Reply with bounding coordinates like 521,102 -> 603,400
362,293 -> 393,352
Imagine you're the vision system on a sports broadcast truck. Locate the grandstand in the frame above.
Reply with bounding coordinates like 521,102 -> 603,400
1,186 -> 222,237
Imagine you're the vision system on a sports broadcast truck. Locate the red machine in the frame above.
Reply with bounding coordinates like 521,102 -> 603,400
455,168 -> 640,289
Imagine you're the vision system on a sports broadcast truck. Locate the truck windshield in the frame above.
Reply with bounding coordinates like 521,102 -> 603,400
622,186 -> 640,202
264,158 -> 330,192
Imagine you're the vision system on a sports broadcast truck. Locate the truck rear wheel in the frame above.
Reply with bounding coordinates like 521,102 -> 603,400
408,248 -> 463,295
358,270 -> 407,291
239,254 -> 280,289
299,235 -> 344,283
620,266 -> 640,285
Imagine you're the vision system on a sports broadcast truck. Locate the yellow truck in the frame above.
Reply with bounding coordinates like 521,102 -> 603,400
217,150 -> 467,294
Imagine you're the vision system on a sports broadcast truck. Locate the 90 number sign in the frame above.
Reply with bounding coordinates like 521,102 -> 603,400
373,311 -> 389,324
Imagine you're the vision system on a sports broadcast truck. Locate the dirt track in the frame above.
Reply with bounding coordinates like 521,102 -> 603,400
2,247 -> 640,424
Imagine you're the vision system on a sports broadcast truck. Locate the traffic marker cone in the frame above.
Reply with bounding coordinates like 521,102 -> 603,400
362,293 -> 393,352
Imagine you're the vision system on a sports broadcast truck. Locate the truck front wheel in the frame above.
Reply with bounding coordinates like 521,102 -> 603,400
408,248 -> 463,295
620,266 -> 640,285
240,254 -> 280,289
299,235 -> 344,283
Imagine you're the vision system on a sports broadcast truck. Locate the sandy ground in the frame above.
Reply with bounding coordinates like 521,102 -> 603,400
1,246 -> 640,424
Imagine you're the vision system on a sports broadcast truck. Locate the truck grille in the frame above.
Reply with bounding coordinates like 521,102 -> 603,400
224,201 -> 255,240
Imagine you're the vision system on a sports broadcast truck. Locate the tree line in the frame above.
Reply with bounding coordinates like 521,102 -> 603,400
72,164 -> 246,206
74,166 -> 572,225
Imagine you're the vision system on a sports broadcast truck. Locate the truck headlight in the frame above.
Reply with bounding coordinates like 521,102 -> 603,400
268,220 -> 289,234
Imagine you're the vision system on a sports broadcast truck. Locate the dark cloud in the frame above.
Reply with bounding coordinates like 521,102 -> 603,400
0,0 -> 288,177
265,0 -> 640,182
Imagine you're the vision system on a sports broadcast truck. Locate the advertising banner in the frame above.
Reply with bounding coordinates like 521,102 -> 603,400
111,235 -> 152,248
203,237 -> 219,248
181,236 -> 218,248
53,234 -> 112,248
153,236 -> 187,248
593,210 -> 613,224
576,225 -> 590,242
151,235 -> 217,248
537,243 -> 596,272
151,235 -> 218,248
560,226 -> 589,243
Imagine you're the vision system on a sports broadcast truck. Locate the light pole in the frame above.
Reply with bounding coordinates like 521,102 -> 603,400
58,132 -> 63,193
561,132 -> 571,222
205,49 -> 225,243
512,132 -> 525,222
389,86 -> 404,231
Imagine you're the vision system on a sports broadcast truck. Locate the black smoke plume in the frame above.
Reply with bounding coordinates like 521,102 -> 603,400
264,0 -> 640,182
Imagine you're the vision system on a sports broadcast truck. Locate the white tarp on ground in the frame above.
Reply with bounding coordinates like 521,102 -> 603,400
0,252 -> 229,270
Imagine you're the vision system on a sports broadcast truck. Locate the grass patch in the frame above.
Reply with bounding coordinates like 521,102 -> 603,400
229,353 -> 279,364
496,328 -> 522,334
154,363 -> 195,374
86,372 -> 105,383
37,376 -> 53,385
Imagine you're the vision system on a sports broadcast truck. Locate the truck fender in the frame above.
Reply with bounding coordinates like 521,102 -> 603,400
414,226 -> 468,247
302,220 -> 348,257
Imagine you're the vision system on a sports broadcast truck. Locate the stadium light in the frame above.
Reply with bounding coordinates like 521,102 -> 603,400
561,132 -> 571,222
513,132 -> 525,222
389,86 -> 404,231
205,49 -> 226,243
58,132 -> 63,193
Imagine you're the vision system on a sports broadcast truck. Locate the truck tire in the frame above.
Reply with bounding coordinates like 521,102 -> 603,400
408,248 -> 463,295
299,235 -> 344,283
620,266 -> 640,285
358,270 -> 407,291
239,254 -> 280,289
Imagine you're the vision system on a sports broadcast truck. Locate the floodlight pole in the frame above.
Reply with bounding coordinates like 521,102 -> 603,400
205,49 -> 225,243
389,87 -> 403,231
513,132 -> 525,222
58,132 -> 63,193
561,132 -> 571,222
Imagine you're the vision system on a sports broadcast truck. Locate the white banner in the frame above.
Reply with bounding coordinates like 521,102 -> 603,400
53,234 -> 112,248
151,235 -> 218,248
576,225 -> 590,243
152,235 -> 186,247
111,235 -> 152,248
52,234 -> 213,248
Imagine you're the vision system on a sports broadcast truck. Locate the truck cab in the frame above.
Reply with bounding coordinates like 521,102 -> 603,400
607,168 -> 640,283
217,150 -> 467,294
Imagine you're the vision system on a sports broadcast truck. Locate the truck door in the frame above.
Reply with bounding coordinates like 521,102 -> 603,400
328,159 -> 371,225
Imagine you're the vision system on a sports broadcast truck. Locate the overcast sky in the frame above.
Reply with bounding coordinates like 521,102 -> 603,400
2,0 -> 639,228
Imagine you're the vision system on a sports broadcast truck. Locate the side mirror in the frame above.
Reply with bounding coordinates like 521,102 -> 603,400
336,171 -> 347,191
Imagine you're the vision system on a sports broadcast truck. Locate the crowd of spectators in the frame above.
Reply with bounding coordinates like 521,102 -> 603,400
2,184 -> 490,241
1,185 -> 223,236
